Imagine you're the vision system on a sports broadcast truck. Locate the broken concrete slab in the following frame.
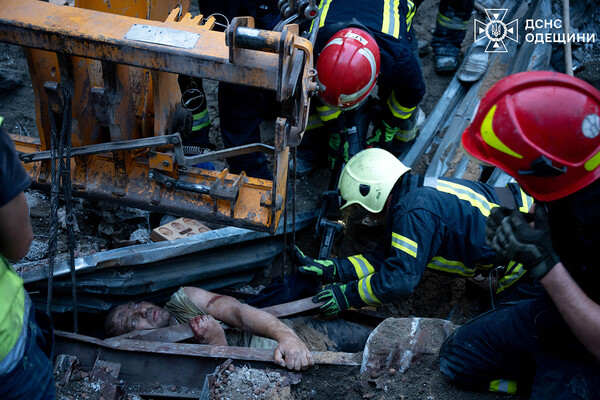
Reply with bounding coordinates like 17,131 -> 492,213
54,354 -> 81,387
360,317 -> 457,377
90,359 -> 123,400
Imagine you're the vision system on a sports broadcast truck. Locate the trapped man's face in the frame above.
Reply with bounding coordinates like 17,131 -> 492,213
116,301 -> 171,332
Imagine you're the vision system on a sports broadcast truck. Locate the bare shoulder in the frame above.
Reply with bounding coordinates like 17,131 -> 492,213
182,286 -> 216,310
182,286 -> 238,313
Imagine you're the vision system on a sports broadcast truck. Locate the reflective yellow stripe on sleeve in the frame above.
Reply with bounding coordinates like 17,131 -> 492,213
497,261 -> 526,293
427,256 -> 475,277
348,255 -> 376,280
392,232 -> 418,258
316,104 -> 342,122
519,188 -> 534,213
406,0 -> 416,31
489,379 -> 517,394
306,113 -> 325,131
435,180 -> 497,217
382,0 -> 401,38
387,90 -> 416,120
357,274 -> 381,306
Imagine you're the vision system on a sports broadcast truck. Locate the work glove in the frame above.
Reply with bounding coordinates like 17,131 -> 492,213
313,283 -> 351,316
366,121 -> 397,150
486,206 -> 513,245
294,246 -> 340,283
328,129 -> 350,169
486,206 -> 560,280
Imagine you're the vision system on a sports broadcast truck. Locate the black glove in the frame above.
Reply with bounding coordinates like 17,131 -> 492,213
487,206 -> 560,280
486,206 -> 513,246
294,246 -> 340,283
312,283 -> 352,316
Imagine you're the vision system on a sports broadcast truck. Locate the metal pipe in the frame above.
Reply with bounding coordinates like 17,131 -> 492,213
563,0 -> 574,76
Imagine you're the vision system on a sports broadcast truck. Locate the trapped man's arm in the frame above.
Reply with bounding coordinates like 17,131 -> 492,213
183,286 -> 314,371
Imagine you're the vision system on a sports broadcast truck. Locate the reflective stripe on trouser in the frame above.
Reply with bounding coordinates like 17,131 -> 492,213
436,12 -> 469,30
192,109 -> 210,132
356,274 -> 381,306
347,255 -> 376,280
391,232 -> 418,258
489,379 -> 517,394
431,2 -> 473,57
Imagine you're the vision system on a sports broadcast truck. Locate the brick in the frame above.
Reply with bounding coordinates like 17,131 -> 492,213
150,217 -> 210,242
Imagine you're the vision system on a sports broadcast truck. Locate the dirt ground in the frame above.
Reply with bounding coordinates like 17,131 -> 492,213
2,0 -> 599,399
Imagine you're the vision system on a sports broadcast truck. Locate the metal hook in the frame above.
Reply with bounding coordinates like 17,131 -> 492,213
181,88 -> 205,112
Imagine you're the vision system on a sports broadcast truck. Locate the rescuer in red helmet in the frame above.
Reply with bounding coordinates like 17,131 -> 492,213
439,71 -> 600,397
293,0 -> 426,176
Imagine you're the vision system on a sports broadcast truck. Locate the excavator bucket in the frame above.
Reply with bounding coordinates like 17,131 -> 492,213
0,0 -> 316,233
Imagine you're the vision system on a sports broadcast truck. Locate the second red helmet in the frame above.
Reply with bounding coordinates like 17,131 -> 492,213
462,71 -> 600,202
316,28 -> 381,110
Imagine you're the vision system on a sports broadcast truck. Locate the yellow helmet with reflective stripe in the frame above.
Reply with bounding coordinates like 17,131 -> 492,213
339,148 -> 410,213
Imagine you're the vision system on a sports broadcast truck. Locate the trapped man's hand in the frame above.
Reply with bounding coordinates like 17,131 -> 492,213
274,334 -> 314,371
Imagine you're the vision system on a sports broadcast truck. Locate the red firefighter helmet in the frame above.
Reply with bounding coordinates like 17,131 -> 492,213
462,71 -> 600,202
316,28 -> 380,110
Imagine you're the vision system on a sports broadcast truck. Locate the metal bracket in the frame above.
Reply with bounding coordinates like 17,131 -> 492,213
210,169 -> 245,217
150,169 -> 246,218
149,169 -> 211,195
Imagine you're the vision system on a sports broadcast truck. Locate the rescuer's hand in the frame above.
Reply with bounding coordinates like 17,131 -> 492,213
295,246 -> 340,283
189,315 -> 228,346
313,283 -> 351,316
488,206 -> 560,280
486,206 -> 513,246
366,121 -> 397,150
273,334 -> 314,371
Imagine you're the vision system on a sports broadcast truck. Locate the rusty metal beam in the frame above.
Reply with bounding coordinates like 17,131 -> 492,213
0,0 -> 283,91
55,331 -> 361,386
0,0 -> 316,233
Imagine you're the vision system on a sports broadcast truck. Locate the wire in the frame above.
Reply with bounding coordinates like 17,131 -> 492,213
206,13 -> 230,30
489,268 -> 497,309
